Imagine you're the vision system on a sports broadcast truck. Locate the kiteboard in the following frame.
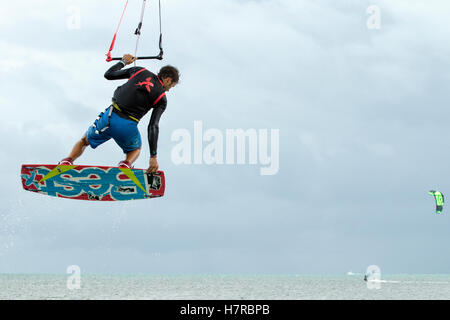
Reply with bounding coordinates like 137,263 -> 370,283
21,164 -> 165,201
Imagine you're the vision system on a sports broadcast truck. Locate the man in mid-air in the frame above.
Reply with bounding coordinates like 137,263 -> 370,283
59,54 -> 179,173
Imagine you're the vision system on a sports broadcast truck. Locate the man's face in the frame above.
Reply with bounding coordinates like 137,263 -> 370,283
162,77 -> 177,92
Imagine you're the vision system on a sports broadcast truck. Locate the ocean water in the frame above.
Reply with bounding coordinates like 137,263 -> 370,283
0,274 -> 450,300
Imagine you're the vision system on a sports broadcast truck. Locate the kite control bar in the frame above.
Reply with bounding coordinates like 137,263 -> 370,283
109,34 -> 163,61
109,53 -> 163,61
109,55 -> 162,61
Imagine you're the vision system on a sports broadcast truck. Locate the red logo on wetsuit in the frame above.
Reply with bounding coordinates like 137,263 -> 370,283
136,77 -> 154,92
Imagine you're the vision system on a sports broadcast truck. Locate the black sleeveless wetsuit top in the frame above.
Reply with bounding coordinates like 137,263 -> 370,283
104,61 -> 167,157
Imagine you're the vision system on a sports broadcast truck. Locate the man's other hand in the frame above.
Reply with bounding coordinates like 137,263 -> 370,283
147,157 -> 159,173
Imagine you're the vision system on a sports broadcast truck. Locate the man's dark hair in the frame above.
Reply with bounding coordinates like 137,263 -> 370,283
158,65 -> 180,83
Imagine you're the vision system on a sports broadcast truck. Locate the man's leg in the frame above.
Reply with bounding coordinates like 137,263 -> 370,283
118,148 -> 141,168
67,135 -> 90,162
125,148 -> 141,165
109,111 -> 142,168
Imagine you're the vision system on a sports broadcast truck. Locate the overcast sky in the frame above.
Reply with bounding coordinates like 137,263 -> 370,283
1,0 -> 450,275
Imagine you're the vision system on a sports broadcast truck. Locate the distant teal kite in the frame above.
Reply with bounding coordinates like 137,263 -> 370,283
429,190 -> 444,214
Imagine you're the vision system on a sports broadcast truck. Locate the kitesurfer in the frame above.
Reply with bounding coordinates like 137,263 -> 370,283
59,54 -> 179,173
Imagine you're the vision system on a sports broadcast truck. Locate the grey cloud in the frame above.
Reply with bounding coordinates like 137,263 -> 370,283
1,0 -> 450,274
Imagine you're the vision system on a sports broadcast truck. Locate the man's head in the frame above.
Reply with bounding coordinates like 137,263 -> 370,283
158,65 -> 179,92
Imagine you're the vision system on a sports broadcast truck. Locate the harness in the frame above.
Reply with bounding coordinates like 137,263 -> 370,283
112,102 -> 140,123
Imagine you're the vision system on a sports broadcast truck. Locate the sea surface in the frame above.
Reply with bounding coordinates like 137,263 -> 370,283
0,274 -> 449,300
